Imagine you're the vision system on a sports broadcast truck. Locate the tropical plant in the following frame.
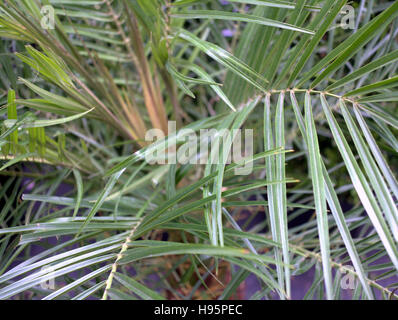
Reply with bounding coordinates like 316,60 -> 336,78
0,0 -> 397,300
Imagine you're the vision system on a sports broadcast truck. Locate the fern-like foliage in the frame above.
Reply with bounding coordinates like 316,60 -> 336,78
0,0 -> 397,300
